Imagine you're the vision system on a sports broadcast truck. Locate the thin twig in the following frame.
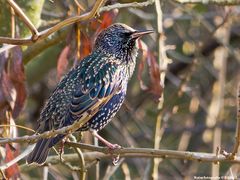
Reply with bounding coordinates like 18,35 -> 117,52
0,0 -> 105,45
7,0 -> 39,39
174,0 -> 240,5
0,0 -> 156,46
210,19 -> 230,177
0,124 -> 35,133
151,113 -> 164,179
99,0 -> 155,13
94,136 -> 100,180
121,163 -> 131,180
170,1 -> 240,63
23,27 -> 69,64
102,159 -> 125,180
70,135 -> 86,180
156,0 -> 172,109
0,144 -> 35,171
0,169 -> 7,179
73,0 -> 86,11
227,84 -> 240,159
10,6 -> 15,38
74,147 -> 86,180
149,1 -> 166,178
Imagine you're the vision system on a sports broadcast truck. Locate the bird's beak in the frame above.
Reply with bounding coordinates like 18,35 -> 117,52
131,30 -> 154,39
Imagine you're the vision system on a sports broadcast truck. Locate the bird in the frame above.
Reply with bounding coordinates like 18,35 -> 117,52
27,23 -> 153,165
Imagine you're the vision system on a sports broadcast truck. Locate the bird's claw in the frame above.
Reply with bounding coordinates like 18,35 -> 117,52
108,143 -> 121,150
107,144 -> 121,166
112,154 -> 120,166
59,140 -> 65,162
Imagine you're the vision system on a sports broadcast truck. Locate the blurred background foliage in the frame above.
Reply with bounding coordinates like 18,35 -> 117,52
0,0 -> 239,179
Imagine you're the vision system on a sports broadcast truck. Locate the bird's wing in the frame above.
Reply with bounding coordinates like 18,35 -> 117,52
60,57 -> 123,128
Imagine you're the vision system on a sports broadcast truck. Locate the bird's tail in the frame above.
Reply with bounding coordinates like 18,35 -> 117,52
26,139 -> 51,165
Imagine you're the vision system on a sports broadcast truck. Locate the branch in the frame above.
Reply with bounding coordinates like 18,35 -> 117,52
99,0 -> 155,13
174,0 -> 240,5
7,0 -> 39,39
23,27 -> 69,64
0,0 -> 105,45
0,98 -> 112,145
18,142 -> 240,170
0,144 -> 35,171
0,0 -> 156,46
149,0 -> 166,178
226,84 -> 240,158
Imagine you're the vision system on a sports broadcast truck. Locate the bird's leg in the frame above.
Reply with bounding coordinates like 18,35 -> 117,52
91,130 -> 121,149
91,130 -> 121,165
59,137 -> 67,162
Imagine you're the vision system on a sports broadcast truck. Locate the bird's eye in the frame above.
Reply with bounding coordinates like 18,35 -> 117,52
123,32 -> 132,37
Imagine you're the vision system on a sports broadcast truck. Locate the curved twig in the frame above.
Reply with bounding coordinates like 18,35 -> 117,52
0,0 -> 105,45
7,0 -> 39,39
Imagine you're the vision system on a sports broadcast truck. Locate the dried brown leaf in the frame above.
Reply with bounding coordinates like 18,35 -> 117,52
80,32 -> 91,59
4,144 -> 20,179
9,47 -> 26,118
147,53 -> 163,98
137,40 -> 163,99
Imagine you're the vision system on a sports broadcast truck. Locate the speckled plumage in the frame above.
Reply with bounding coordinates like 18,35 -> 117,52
27,23 -> 153,165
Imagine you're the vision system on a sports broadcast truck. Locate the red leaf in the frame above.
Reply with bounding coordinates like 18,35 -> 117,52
0,48 -> 24,137
147,53 -> 163,98
57,45 -> 70,80
0,71 -> 15,111
0,48 -> 23,179
62,9 -> 118,71
0,52 -> 15,123
137,40 -> 149,90
137,40 -> 163,99
9,47 -> 26,118
5,144 -> 20,179
95,10 -> 118,36
80,32 -> 92,59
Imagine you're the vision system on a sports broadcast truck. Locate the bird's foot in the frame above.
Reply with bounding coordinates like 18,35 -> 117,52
90,130 -> 121,165
108,143 -> 121,150
59,139 -> 66,162
112,155 -> 120,166
107,143 -> 121,166
59,146 -> 64,162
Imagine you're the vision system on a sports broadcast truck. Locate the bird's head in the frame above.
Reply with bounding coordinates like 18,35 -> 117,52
94,23 -> 153,62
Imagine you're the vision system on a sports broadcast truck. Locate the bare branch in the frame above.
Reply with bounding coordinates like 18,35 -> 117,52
0,0 -> 157,46
210,17 -> 230,177
0,96 -> 114,145
73,0 -> 86,11
0,144 -> 35,171
174,0 -> 240,5
18,142 -> 240,169
7,0 -> 39,39
149,0 -> 167,178
156,0 -> 172,109
99,0 -> 155,13
0,0 -> 105,45
23,27 -> 69,64
70,135 -> 86,180
226,84 -> 240,159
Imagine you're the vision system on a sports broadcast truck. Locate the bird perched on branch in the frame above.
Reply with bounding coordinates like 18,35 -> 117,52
27,23 -> 153,165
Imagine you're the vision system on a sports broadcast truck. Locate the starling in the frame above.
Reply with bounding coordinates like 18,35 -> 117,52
27,23 -> 153,165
